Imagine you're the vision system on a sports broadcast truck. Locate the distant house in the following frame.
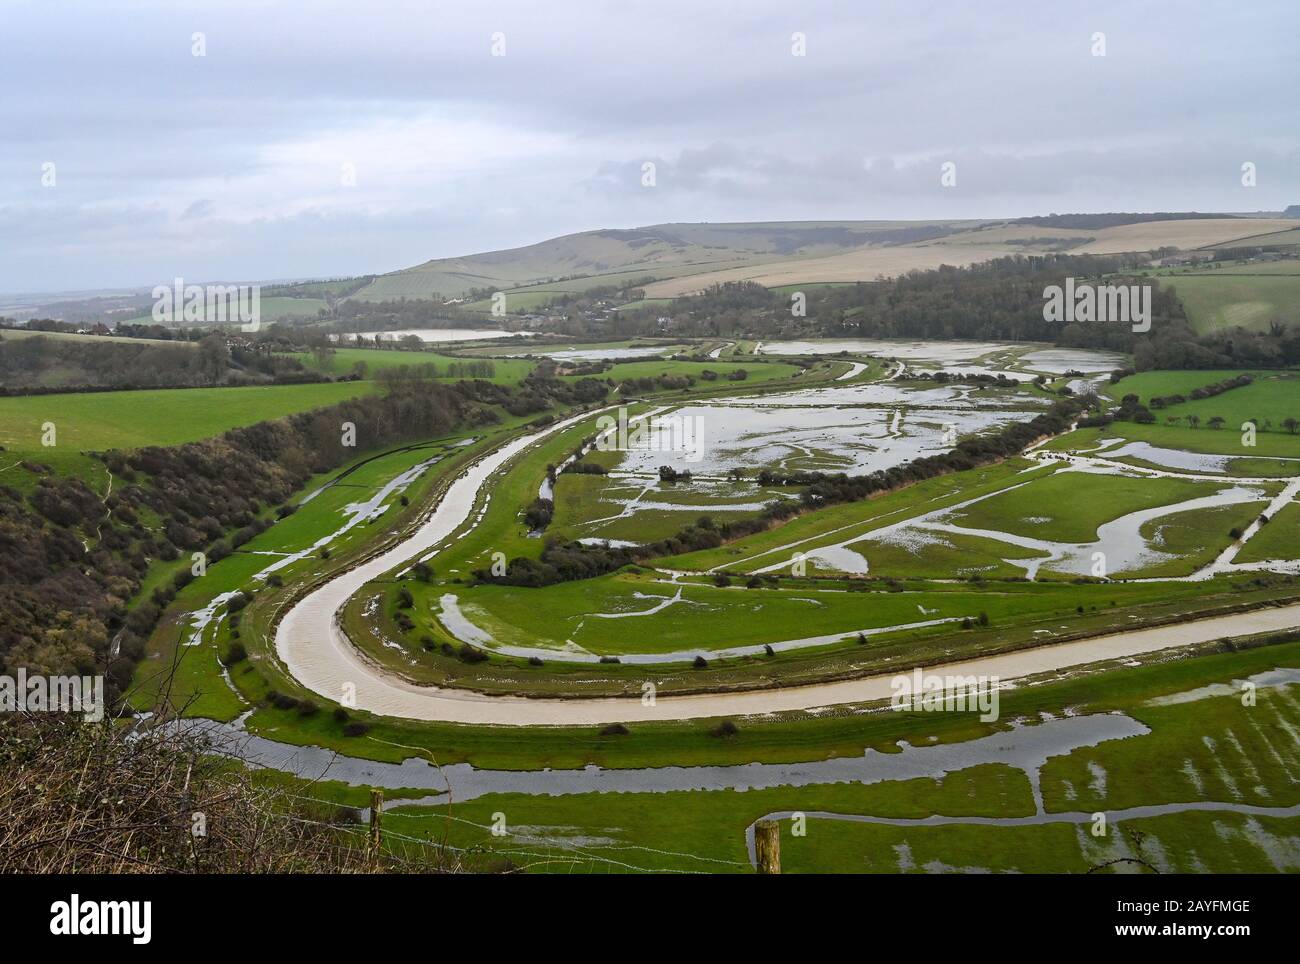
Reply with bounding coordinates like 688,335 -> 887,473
1158,253 -> 1209,267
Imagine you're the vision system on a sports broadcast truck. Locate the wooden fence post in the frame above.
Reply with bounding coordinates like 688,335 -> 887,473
369,789 -> 384,858
754,819 -> 781,874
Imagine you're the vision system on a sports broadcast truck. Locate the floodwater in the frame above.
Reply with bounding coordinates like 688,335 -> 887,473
759,339 -> 1022,366
609,395 -> 1036,476
1020,348 -> 1126,374
181,709 -> 1148,803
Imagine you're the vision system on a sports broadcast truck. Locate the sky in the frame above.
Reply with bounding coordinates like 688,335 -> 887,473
1,0 -> 1297,293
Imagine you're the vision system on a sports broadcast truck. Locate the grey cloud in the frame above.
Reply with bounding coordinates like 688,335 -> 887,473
1,0 -> 1297,291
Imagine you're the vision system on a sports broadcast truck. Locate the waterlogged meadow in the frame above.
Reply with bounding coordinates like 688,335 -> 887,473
89,329 -> 1300,877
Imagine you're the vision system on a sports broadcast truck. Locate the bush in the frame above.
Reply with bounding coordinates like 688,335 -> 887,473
693,655 -> 708,669
709,719 -> 739,738
332,707 -> 350,723
457,644 -> 488,664
599,723 -> 630,736
342,722 -> 370,737
221,642 -> 247,665
712,573 -> 731,587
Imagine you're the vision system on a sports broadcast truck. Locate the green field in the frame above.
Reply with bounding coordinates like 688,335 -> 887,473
1110,369 -> 1300,429
288,346 -> 534,384
1163,273 -> 1300,333
950,472 -> 1231,544
1235,499 -> 1300,563
0,381 -> 377,488
324,641 -> 1300,874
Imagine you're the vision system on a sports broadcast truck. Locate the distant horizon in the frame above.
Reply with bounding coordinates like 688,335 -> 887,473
2,205 -> 1295,301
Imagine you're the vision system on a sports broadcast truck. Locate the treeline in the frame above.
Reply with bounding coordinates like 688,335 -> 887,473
619,254 -> 1300,371
478,396 -> 1090,588
0,332 -> 322,392
456,367 -> 607,416
1147,373 -> 1253,409
0,374 -> 579,698
1012,212 -> 1239,230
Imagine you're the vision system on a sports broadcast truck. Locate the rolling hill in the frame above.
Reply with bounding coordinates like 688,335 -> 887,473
350,214 -> 1300,303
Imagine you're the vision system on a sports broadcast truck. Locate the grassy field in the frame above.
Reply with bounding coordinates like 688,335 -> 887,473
0,328 -> 188,346
666,460 -> 1052,572
1110,369 -> 1300,427
950,471 -> 1232,543
299,640 -> 1300,873
288,346 -> 534,384
1045,422 -> 1300,461
1235,499 -> 1300,563
1163,273 -> 1300,333
0,381 -> 377,489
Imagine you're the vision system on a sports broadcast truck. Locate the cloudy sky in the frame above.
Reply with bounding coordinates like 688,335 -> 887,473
1,0 -> 1297,293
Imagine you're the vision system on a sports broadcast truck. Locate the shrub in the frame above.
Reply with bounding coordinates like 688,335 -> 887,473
693,655 -> 708,669
221,642 -> 247,665
342,722 -> 370,737
332,707 -> 350,723
709,719 -> 739,738
599,723 -> 630,736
